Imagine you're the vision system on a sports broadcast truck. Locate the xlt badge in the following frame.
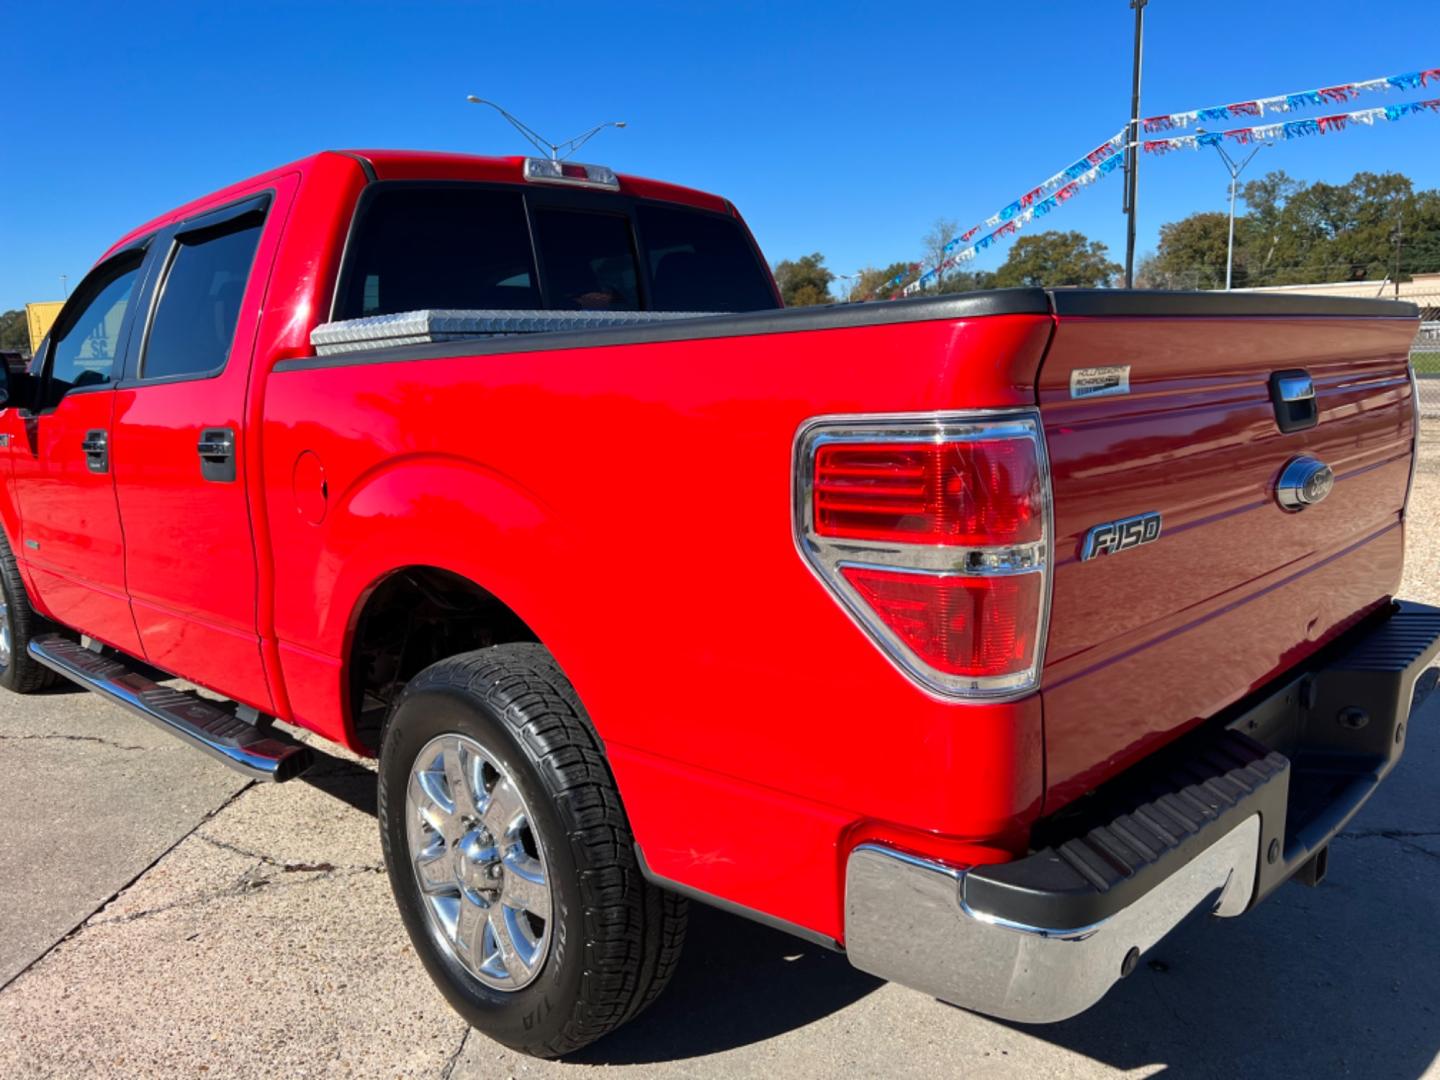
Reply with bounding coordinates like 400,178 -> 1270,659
1080,511 -> 1162,560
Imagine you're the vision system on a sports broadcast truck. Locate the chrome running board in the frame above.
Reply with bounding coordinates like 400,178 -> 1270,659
28,635 -> 312,782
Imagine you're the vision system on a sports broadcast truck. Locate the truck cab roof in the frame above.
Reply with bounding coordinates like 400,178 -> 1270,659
102,148 -> 734,262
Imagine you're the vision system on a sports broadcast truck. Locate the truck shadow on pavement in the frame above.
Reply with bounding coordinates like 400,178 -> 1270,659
569,902 -> 884,1065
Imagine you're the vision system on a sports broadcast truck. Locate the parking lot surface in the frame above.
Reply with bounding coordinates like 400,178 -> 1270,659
2,423 -> 1438,1079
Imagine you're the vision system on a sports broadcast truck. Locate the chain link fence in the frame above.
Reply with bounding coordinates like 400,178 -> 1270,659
1411,294 -> 1440,418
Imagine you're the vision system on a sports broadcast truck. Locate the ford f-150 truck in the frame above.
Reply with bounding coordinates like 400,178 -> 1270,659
2,149 -> 1435,1058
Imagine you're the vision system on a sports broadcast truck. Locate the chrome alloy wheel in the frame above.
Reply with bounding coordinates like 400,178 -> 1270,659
0,587 -> 11,670
405,733 -> 553,991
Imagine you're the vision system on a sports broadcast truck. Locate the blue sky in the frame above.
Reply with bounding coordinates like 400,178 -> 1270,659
3,0 -> 1438,310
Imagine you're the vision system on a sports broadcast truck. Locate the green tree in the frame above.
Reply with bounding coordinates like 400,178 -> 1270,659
991,231 -> 1121,288
0,310 -> 29,354
1139,211 -> 1242,290
851,261 -> 914,301
1145,168 -> 1440,288
772,252 -> 834,307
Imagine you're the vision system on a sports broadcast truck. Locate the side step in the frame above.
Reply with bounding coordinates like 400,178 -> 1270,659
28,635 -> 313,782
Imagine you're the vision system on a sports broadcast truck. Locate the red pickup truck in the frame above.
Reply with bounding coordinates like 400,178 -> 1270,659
2,149 -> 1435,1057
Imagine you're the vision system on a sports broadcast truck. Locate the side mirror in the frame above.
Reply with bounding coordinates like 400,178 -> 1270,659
0,362 -> 10,408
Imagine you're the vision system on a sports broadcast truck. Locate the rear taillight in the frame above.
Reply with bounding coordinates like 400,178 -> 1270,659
794,412 -> 1052,699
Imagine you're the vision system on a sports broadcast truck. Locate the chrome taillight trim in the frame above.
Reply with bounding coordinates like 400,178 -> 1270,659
792,410 -> 1054,702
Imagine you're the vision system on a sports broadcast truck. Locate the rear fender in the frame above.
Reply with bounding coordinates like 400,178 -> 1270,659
288,455 -> 581,746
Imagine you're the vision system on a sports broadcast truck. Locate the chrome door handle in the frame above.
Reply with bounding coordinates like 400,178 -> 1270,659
197,428 -> 236,483
81,430 -> 109,474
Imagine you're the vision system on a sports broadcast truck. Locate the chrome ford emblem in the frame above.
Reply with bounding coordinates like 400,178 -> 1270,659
1276,456 -> 1334,512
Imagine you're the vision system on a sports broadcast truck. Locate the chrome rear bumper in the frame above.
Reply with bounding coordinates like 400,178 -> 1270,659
845,817 -> 1259,1023
843,601 -> 1440,1023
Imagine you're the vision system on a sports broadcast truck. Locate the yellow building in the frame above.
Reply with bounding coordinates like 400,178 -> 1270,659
25,301 -> 65,354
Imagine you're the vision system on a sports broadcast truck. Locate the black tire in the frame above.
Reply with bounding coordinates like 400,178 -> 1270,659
0,531 -> 58,694
377,643 -> 687,1058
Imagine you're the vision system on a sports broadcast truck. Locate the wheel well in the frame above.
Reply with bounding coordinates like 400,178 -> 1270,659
347,567 -> 537,752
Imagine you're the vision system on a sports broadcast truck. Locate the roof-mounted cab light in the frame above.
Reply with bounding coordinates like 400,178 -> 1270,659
523,158 -> 620,191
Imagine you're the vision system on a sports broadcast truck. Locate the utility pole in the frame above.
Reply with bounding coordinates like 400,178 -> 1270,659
60,274 -> 69,299
1122,0 -> 1147,288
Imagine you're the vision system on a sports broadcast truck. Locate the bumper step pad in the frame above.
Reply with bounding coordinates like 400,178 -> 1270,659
964,731 -> 1289,931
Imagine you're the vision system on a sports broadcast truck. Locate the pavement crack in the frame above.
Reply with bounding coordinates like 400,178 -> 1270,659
193,832 -> 384,875
0,732 -> 147,752
440,1026 -> 472,1080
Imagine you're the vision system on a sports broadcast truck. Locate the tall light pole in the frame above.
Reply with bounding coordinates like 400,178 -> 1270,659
1196,129 -> 1271,290
835,271 -> 864,303
465,96 -> 627,160
1122,0 -> 1147,288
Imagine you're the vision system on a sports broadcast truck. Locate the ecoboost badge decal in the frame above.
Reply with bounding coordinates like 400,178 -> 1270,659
1070,365 -> 1131,399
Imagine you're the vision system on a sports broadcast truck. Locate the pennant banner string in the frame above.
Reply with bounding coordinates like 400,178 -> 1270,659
1142,66 -> 1440,134
897,151 -> 1127,297
879,129 -> 1126,297
1142,98 -> 1440,155
876,66 -> 1439,300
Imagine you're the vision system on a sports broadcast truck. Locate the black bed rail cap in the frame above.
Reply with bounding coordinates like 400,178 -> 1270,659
1046,287 -> 1419,319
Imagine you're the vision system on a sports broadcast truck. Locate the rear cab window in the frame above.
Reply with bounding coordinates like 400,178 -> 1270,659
334,183 -> 777,320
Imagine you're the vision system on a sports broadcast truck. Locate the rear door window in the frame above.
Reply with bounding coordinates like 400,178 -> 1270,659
141,214 -> 265,381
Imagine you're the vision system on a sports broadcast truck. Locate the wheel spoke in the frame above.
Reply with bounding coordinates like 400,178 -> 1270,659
455,894 -> 486,960
442,738 -> 479,819
502,851 -> 551,922
480,776 -> 524,838
488,906 -> 539,982
414,844 -> 454,895
411,766 -> 454,830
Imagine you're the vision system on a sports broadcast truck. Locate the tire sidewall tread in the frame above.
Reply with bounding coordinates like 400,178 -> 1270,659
377,643 -> 685,1058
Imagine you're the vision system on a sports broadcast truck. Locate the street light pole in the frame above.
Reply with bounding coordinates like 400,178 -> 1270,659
465,96 -> 627,160
1196,131 -> 1269,290
1122,0 -> 1147,288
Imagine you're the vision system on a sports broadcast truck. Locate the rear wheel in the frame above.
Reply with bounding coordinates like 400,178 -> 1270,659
0,532 -> 58,694
377,643 -> 686,1058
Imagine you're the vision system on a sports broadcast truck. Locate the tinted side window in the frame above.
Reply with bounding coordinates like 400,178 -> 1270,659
532,209 -> 640,311
142,217 -> 264,381
47,259 -> 141,404
637,204 -> 777,312
338,188 -> 540,318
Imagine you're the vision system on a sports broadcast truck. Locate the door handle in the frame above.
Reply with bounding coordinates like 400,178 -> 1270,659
197,428 -> 237,483
81,430 -> 109,474
1269,370 -> 1319,433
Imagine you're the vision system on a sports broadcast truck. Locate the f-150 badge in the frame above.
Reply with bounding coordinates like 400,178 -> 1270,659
1080,511 -> 1162,560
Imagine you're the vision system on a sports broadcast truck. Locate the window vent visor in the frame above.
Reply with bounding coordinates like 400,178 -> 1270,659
794,413 -> 1052,700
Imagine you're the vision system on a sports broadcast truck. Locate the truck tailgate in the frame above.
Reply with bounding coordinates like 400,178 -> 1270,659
1037,296 -> 1418,810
